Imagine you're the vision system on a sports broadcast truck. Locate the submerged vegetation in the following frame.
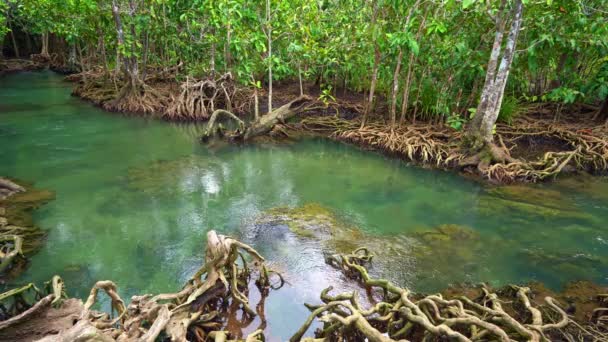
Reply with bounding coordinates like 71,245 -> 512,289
0,178 -> 53,281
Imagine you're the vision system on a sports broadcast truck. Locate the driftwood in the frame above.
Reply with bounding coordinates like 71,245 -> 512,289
202,95 -> 314,141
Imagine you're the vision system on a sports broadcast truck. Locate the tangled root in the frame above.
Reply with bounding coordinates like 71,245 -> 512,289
301,116 -> 465,168
102,78 -> 170,115
301,115 -> 608,183
486,118 -> 608,182
165,73 -> 251,121
292,248 -> 576,342
0,179 -> 50,278
1,230 -> 283,341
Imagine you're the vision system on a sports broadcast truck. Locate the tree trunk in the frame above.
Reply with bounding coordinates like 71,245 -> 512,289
390,48 -> 403,127
202,95 -> 313,141
40,32 -> 49,57
210,28 -> 216,75
127,0 -> 140,85
466,0 -> 522,150
8,19 -> 19,58
266,0 -> 273,113
111,0 -> 128,75
298,63 -> 303,96
362,46 -> 380,128
225,21 -> 231,70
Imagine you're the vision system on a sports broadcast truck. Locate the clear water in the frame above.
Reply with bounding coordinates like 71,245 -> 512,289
1,72 -> 607,340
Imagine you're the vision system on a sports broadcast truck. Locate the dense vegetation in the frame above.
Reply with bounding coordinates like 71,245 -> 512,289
1,0 -> 607,180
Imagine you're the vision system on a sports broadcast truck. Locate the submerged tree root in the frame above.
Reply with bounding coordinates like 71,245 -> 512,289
290,248 -> 608,342
0,230 -> 282,342
301,116 -> 608,183
0,178 -> 51,279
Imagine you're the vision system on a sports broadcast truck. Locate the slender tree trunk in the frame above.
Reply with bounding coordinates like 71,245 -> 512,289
8,18 -> 19,58
392,0 -> 421,126
362,46 -> 380,128
210,28 -> 216,75
266,0 -> 272,113
298,62 -> 303,96
390,48 -> 403,127
466,0 -> 523,149
225,21 -> 231,71
142,30 -> 149,80
479,0 -> 524,142
111,0 -> 128,75
40,32 -> 49,57
98,29 -> 109,76
127,0 -> 140,85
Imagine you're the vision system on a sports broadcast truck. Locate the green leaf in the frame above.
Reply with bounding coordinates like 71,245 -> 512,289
462,0 -> 475,9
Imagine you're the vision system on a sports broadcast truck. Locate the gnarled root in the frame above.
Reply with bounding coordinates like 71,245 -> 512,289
1,230 -> 282,342
165,73 -> 251,121
202,95 -> 315,142
293,248 -> 572,342
104,78 -> 170,115
0,178 -> 25,200
301,116 -> 465,168
0,179 -> 51,278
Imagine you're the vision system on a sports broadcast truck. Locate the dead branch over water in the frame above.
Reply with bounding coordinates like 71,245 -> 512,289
0,230 -> 283,342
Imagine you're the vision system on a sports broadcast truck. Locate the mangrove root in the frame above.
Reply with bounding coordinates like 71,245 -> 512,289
0,230 -> 282,342
292,247 -> 572,342
202,95 -> 315,141
165,72 -> 251,121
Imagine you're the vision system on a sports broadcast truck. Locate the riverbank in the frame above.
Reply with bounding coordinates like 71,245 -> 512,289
2,64 -> 607,184
64,67 -> 608,184
1,232 -> 606,341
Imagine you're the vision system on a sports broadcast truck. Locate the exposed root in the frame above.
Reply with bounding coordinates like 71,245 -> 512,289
0,178 -> 25,200
202,95 -> 315,141
165,72 -> 251,121
0,59 -> 45,76
292,248 -> 584,342
103,79 -> 170,115
0,230 -> 282,341
301,115 -> 608,183
0,179 -> 52,279
301,116 -> 465,168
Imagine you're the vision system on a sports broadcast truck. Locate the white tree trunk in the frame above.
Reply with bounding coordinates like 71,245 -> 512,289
467,0 -> 522,146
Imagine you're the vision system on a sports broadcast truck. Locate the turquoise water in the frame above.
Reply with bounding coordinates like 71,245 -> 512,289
1,72 -> 607,340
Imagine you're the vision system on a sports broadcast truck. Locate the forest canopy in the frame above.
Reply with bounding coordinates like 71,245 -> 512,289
2,0 -> 607,115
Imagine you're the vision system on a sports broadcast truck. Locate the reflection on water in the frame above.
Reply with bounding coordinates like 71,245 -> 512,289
1,72 -> 607,340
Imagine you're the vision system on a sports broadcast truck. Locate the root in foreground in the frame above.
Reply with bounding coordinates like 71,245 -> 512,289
0,230 -> 282,342
292,248 -> 580,342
